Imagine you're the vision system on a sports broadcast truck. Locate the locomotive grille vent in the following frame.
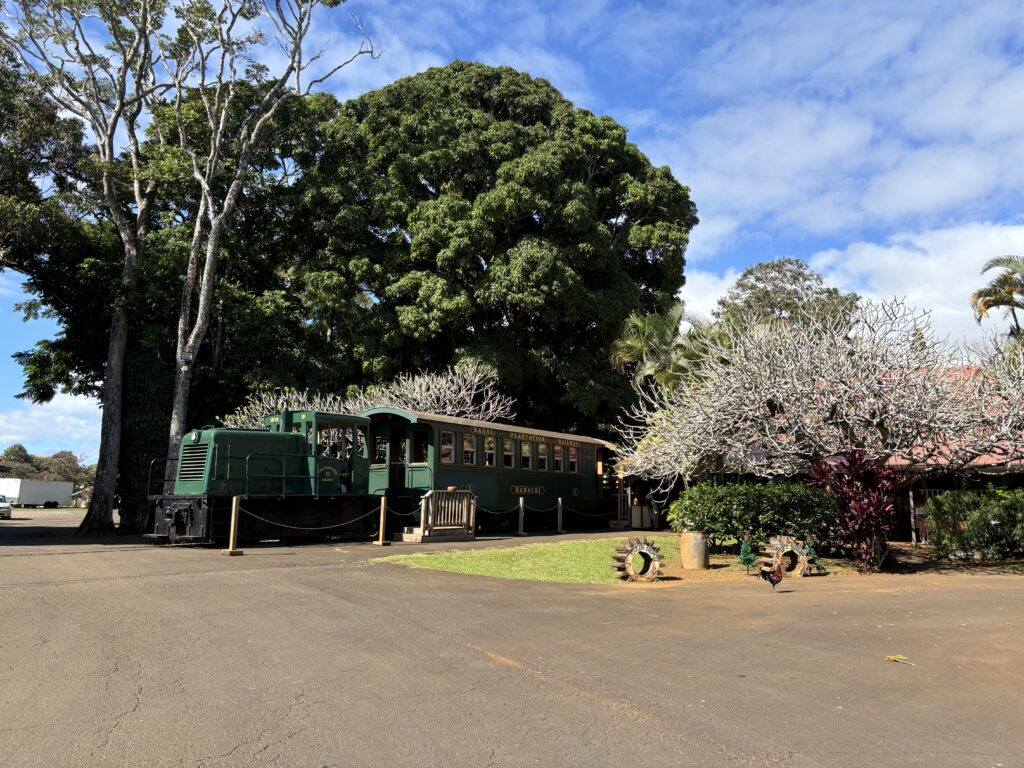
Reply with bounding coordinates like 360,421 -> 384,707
178,445 -> 209,482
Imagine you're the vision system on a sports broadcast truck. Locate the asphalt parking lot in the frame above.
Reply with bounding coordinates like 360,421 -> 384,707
1,509 -> 1022,768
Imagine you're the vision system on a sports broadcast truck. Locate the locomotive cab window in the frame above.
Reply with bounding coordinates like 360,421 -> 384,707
411,430 -> 429,464
568,446 -> 578,473
372,435 -> 387,465
538,443 -> 548,470
440,431 -> 455,464
483,436 -> 496,466
520,441 -> 532,470
463,434 -> 476,465
503,439 -> 513,468
553,445 -> 563,471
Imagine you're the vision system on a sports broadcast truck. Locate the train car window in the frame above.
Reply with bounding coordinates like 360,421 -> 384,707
372,435 -> 387,465
538,443 -> 548,470
503,439 -> 513,468
553,445 -> 563,471
356,427 -> 367,458
520,441 -> 532,470
568,446 -> 578,473
462,434 -> 476,465
484,436 -> 496,466
440,431 -> 455,464
412,431 -> 429,463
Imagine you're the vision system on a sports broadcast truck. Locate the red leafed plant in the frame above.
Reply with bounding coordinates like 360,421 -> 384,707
808,450 -> 907,573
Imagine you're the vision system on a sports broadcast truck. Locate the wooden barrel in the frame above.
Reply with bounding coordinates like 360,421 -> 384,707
679,531 -> 709,570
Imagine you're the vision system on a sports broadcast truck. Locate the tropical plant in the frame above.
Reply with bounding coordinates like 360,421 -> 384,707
970,255 -> 1024,340
610,302 -> 685,389
808,450 -> 906,572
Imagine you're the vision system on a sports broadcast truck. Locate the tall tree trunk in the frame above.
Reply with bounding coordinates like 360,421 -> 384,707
77,302 -> 130,535
164,225 -> 225,488
162,361 -> 194,493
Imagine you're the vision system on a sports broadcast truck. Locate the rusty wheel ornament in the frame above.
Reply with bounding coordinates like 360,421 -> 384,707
611,537 -> 663,582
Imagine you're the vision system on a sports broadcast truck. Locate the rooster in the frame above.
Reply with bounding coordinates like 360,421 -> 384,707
760,552 -> 784,591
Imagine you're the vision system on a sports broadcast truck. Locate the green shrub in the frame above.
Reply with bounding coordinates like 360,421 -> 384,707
924,489 -> 1024,560
667,482 -> 836,549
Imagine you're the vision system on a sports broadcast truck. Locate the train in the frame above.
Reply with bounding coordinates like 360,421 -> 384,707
150,406 -> 617,543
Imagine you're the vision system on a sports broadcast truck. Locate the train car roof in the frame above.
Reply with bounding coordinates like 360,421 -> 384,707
357,406 -> 615,449
267,410 -> 370,425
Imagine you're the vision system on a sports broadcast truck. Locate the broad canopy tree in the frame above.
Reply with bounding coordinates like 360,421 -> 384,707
298,61 -> 698,431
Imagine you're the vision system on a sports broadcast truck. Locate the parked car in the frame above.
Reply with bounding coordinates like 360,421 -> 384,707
0,495 -> 11,519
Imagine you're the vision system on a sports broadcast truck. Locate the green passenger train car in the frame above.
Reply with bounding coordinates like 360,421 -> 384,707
358,407 -> 615,518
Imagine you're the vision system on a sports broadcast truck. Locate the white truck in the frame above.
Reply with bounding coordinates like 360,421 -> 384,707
0,479 -> 74,508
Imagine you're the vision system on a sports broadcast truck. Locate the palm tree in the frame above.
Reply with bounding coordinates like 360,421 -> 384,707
611,302 -> 686,389
611,302 -> 717,390
970,256 -> 1024,340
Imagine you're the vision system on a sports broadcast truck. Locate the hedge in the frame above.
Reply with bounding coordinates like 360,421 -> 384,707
667,481 -> 836,549
924,489 -> 1024,560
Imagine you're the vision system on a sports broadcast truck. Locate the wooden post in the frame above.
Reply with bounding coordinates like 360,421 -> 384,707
908,485 -> 917,547
374,496 -> 390,546
517,496 -> 525,536
222,495 -> 244,556
557,497 -> 564,534
468,495 -> 476,535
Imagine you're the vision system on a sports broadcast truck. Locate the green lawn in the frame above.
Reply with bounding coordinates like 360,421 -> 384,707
377,537 -> 685,584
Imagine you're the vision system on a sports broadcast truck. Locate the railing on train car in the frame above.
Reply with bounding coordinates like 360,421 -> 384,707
243,454 -> 307,501
244,451 -> 325,499
147,457 -> 179,497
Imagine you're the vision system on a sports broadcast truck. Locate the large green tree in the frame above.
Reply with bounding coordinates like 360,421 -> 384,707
298,62 -> 698,431
713,257 -> 858,326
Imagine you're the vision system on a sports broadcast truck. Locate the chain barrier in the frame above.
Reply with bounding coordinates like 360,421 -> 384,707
475,505 -> 519,516
386,506 -> 417,517
238,505 -> 379,531
563,506 -> 616,517
522,504 -> 559,513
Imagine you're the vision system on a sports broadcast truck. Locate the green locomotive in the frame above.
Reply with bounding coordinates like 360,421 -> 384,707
151,407 -> 615,543
151,410 -> 371,543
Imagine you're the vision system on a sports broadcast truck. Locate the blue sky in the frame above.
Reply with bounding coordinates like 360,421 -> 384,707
4,0 -> 1024,461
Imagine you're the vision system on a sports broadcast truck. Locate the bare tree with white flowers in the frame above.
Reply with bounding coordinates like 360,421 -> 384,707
224,361 -> 517,429
617,298 -> 1024,488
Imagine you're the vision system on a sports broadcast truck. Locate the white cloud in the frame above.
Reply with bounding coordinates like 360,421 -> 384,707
862,146 -> 1001,220
645,0 -> 1024,258
679,266 -> 739,324
0,394 -> 102,463
810,222 -> 1024,342
684,214 -> 740,263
